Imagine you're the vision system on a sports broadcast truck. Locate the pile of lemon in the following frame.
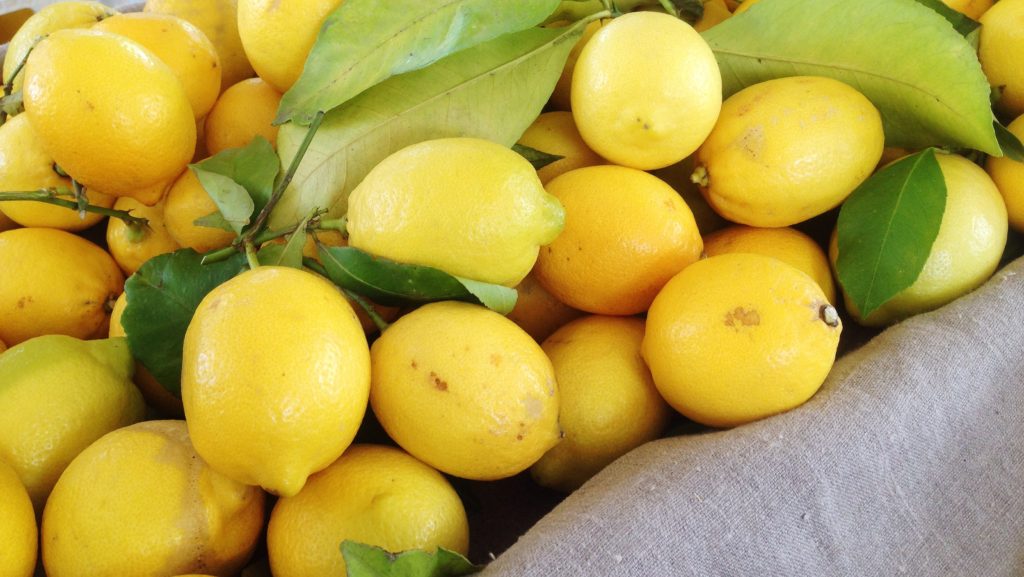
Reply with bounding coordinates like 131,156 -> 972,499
0,0 -> 1022,576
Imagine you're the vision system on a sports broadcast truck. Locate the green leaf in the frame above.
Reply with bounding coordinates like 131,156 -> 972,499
278,0 -> 562,125
318,246 -> 518,314
191,137 -> 280,230
703,0 -> 1001,154
270,214 -> 311,269
342,541 -> 482,577
270,23 -> 587,227
512,143 -> 564,170
909,0 -> 980,37
193,210 -> 235,232
121,249 -> 247,395
995,121 -> 1024,162
187,170 -> 252,234
835,148 -> 946,318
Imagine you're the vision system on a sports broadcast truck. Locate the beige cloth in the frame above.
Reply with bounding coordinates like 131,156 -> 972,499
484,257 -> 1024,576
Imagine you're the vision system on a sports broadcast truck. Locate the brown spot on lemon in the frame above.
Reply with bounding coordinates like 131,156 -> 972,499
724,306 -> 760,329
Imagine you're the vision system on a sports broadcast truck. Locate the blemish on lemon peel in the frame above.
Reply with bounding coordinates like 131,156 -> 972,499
724,306 -> 761,329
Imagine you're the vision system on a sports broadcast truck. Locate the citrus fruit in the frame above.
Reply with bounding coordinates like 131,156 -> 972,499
571,11 -> 721,170
643,253 -> 842,428
23,29 -> 196,205
548,19 -> 605,111
0,335 -> 143,510
0,113 -> 114,231
370,301 -> 561,480
204,77 -> 282,155
986,114 -> 1024,233
979,0 -> 1024,118
694,0 -> 733,31
268,444 -> 470,577
516,111 -> 604,184
531,316 -> 671,492
93,12 -> 222,119
182,266 -> 371,496
0,458 -> 37,577
703,225 -> 836,304
237,0 -> 343,93
41,420 -> 265,577
506,270 -> 584,342
106,197 -> 181,275
534,165 -> 703,315
0,227 -> 123,346
693,76 -> 883,227
144,0 -> 255,89
941,0 -> 993,19
347,137 -> 565,287
650,156 -> 729,235
833,153 -> 1008,326
163,168 -> 237,252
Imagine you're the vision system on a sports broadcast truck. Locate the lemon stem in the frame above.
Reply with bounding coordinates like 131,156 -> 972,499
690,165 -> 710,188
244,241 -> 260,270
1,41 -> 37,126
318,216 -> 348,237
0,189 -> 148,227
200,210 -> 331,265
71,178 -> 88,218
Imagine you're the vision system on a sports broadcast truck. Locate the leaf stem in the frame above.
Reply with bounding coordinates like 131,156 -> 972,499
317,216 -> 348,237
344,288 -> 391,333
200,209 -> 330,265
0,189 -> 148,227
1,42 -> 35,126
244,241 -> 260,269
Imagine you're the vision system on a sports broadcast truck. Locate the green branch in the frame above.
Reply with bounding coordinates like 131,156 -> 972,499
0,189 -> 148,227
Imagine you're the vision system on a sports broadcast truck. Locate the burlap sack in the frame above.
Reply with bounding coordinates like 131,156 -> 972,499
482,256 -> 1024,576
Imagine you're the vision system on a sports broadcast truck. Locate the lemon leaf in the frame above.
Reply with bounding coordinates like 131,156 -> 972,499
192,211 -> 235,232
259,214 -> 310,269
318,246 -> 517,314
342,541 -> 482,577
702,0 -> 1001,154
278,0 -> 561,125
512,143 -> 564,170
995,121 -> 1024,162
835,148 -> 946,318
187,169 -> 251,235
270,24 -> 585,227
909,0 -> 980,38
122,249 -> 247,396
190,137 -> 280,234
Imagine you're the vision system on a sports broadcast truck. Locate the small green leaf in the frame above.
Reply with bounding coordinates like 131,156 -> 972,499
187,170 -> 252,234
272,214 -> 311,269
995,121 -> 1024,162
512,143 -> 564,171
193,210 -> 235,232
279,0 -> 562,125
342,541 -> 482,577
909,0 -> 980,37
191,137 -> 280,224
122,249 -> 247,395
318,246 -> 518,314
836,148 -> 947,318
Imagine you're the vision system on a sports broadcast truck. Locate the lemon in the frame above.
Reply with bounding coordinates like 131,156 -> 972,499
0,459 -> 36,577
986,114 -> 1024,233
106,197 -> 181,275
23,29 -> 196,205
182,266 -> 371,497
833,153 -> 1008,326
0,228 -> 123,346
370,301 -> 561,480
268,444 -> 470,577
703,225 -> 836,304
94,13 -> 222,119
980,0 -> 1024,119
41,420 -> 265,577
534,165 -> 703,315
694,76 -> 884,227
0,335 -> 143,510
237,0 -> 344,93
144,0 -> 255,89
572,11 -> 721,170
2,1 -> 117,95
548,19 -> 605,111
941,0 -> 993,19
506,270 -> 584,342
163,168 -> 237,253
204,77 -> 282,155
694,0 -> 733,31
643,253 -> 841,428
531,316 -> 671,492
347,138 -> 565,287
516,111 -> 604,184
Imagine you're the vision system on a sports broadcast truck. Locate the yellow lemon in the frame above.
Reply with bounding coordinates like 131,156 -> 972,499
41,420 -> 265,577
267,444 -> 470,577
572,11 -> 721,170
643,253 -> 842,428
987,114 -> 1024,233
0,228 -> 123,346
506,270 -> 585,342
548,19 -> 605,111
694,0 -> 733,31
106,197 -> 181,275
182,266 -> 371,497
980,0 -> 1024,119
531,316 -> 671,492
144,0 -> 255,89
23,29 -> 196,205
204,77 -> 282,155
237,0 -> 344,93
0,459 -> 37,577
0,113 -> 114,231
703,225 -> 836,304
94,13 -> 222,119
941,0 -> 994,19
516,111 -> 604,184
347,138 -> 565,287
535,165 -> 703,315
0,335 -> 143,510
163,168 -> 237,253
2,1 -> 118,95
833,153 -> 1008,326
370,301 -> 561,480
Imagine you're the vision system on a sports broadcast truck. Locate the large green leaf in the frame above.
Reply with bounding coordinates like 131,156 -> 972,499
269,23 -> 586,227
278,0 -> 561,125
702,0 -> 1000,154
342,541 -> 481,577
